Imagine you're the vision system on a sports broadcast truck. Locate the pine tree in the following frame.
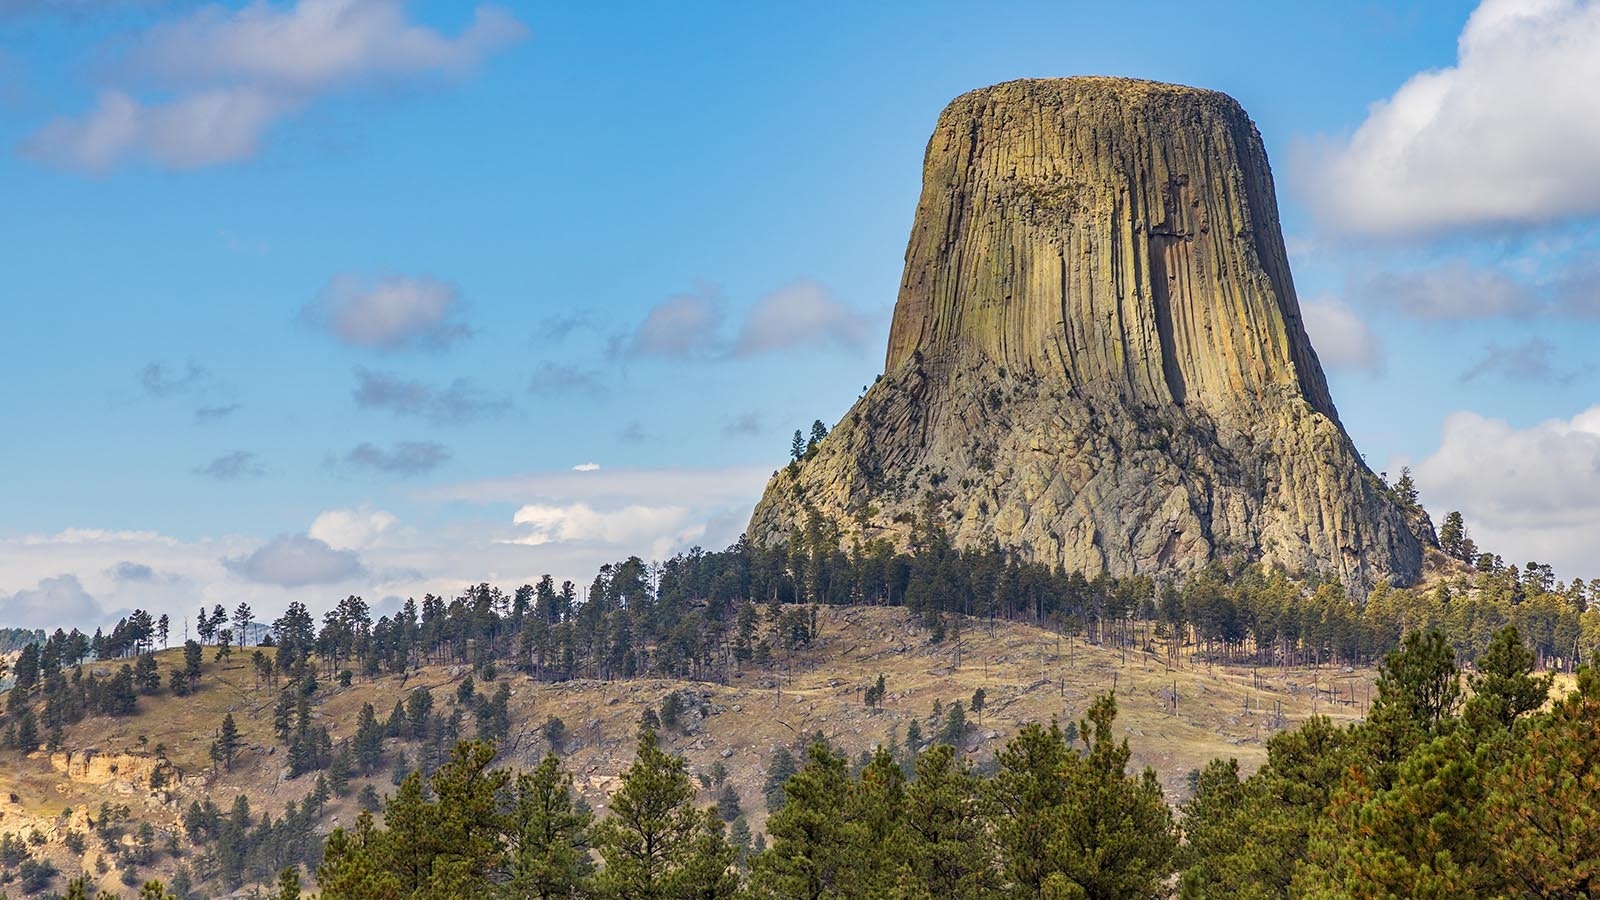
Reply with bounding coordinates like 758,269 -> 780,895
272,866 -> 301,900
212,713 -> 240,771
763,747 -> 798,813
750,740 -> 874,899
317,813 -> 402,900
989,696 -> 1176,898
591,729 -> 737,899
1464,624 -> 1551,734
893,743 -> 997,899
508,752 -> 594,899
1366,629 -> 1462,782
1480,667 -> 1600,896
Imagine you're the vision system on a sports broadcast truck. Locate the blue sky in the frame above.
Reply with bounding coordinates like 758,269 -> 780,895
3,0 -> 1599,631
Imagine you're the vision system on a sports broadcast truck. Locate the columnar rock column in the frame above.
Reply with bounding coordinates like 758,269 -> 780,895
749,77 -> 1429,589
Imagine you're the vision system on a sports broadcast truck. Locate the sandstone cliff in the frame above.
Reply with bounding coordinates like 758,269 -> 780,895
749,77 -> 1430,589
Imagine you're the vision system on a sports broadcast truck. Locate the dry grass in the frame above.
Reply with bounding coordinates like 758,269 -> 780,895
0,607 -> 1383,893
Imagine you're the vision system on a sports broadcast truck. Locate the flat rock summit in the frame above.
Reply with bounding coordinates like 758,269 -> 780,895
750,77 -> 1432,589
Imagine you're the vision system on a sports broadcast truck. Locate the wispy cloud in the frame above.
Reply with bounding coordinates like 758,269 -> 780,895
192,450 -> 267,481
351,368 -> 510,425
1300,296 -> 1385,374
722,411 -> 763,437
1459,337 -> 1593,385
527,362 -> 608,398
335,440 -> 452,476
618,284 -> 724,359
616,280 -> 876,361
194,403 -> 242,424
731,280 -> 873,356
21,0 -> 527,172
140,360 -> 209,397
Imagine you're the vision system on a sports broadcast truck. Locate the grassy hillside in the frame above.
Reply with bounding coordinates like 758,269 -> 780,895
0,605 -> 1377,896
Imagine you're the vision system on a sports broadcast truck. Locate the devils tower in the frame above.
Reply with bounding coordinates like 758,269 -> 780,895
749,77 -> 1431,589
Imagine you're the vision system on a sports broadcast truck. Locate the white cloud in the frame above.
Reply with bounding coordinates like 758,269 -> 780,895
572,462 -> 600,472
22,0 -> 526,172
512,503 -> 698,555
1300,296 -> 1385,373
0,463 -> 770,633
619,280 -> 877,361
308,506 -> 397,550
621,285 -> 724,359
437,463 -> 769,563
1414,405 -> 1600,578
0,575 -> 106,630
302,273 -> 469,350
732,280 -> 873,356
24,86 -> 293,171
1300,0 -> 1600,236
223,533 -> 366,587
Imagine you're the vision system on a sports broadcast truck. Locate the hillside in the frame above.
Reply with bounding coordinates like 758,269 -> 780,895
0,605 -> 1374,896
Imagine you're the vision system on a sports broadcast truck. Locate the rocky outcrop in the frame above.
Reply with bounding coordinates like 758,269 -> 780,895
49,748 -> 172,791
749,77 -> 1429,589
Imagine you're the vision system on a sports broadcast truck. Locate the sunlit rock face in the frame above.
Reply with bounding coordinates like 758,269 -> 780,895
750,78 -> 1429,589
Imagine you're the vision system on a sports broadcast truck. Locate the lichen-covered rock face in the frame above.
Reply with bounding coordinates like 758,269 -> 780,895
749,77 -> 1430,589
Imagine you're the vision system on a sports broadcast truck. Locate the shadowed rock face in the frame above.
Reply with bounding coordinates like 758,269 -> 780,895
750,77 -> 1430,589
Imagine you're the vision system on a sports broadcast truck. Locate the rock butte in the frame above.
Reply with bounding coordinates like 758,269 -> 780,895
749,77 -> 1432,589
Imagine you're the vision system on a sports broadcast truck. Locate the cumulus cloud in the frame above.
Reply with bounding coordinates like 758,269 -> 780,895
1458,337 -> 1592,384
337,440 -> 451,476
1300,297 -> 1385,374
732,280 -> 873,356
1301,0 -> 1600,236
527,363 -> 608,398
302,273 -> 470,350
192,450 -> 267,481
1415,405 -> 1600,578
351,368 -> 510,424
22,0 -> 526,172
308,506 -> 397,550
511,503 -> 697,555
571,462 -> 600,472
223,533 -> 365,587
0,575 -> 105,630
